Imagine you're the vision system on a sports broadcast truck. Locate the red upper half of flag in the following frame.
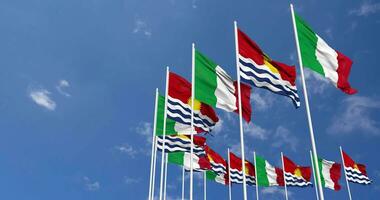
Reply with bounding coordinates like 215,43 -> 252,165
168,72 -> 219,123
342,150 -> 368,176
283,156 -> 311,181
233,81 -> 252,122
229,152 -> 255,176
237,28 -> 297,86
205,146 -> 227,167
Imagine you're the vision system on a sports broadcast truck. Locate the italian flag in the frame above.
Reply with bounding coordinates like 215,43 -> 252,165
155,95 -> 196,136
195,50 -> 252,122
317,158 -> 342,191
206,170 -> 228,185
168,152 -> 211,171
256,155 -> 284,186
294,13 -> 357,94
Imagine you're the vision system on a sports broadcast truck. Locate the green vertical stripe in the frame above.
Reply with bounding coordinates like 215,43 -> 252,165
317,158 -> 326,187
168,152 -> 185,166
295,13 -> 325,76
195,50 -> 218,107
256,155 -> 270,186
155,95 -> 177,136
206,170 -> 217,181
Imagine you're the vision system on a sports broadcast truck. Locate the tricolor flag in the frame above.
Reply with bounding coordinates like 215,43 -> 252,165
317,158 -> 342,191
156,95 -> 195,136
229,152 -> 255,185
294,13 -> 357,94
206,170 -> 229,185
168,152 -> 211,171
283,155 -> 312,187
342,150 -> 372,185
255,155 -> 284,187
156,135 -> 206,156
167,72 -> 219,133
205,145 -> 227,175
237,28 -> 300,107
195,50 -> 252,122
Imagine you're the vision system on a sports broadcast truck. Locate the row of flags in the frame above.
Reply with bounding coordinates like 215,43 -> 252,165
156,135 -> 372,191
148,4 -> 364,200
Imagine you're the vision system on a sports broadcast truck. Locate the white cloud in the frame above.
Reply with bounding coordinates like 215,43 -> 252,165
56,79 -> 71,97
136,122 -> 153,143
251,92 -> 275,111
244,122 -> 269,140
133,19 -> 152,37
124,177 -> 141,184
350,1 -> 380,16
328,96 -> 380,135
324,28 -> 333,39
191,0 -> 198,9
29,88 -> 56,111
114,143 -> 138,158
301,69 -> 330,95
212,119 -> 223,135
272,126 -> 299,152
261,187 -> 292,197
83,176 -> 100,191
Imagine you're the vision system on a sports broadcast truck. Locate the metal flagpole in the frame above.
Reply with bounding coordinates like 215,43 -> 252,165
340,146 -> 353,200
310,150 -> 320,200
281,152 -> 289,200
234,20 -> 248,200
290,4 -> 325,200
151,137 -> 158,200
159,67 -> 170,200
190,43 -> 195,200
228,148 -> 232,200
254,151 -> 259,200
163,154 -> 168,200
182,166 -> 185,200
148,89 -> 159,200
204,171 -> 207,200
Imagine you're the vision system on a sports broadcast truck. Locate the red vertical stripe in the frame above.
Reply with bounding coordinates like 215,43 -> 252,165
336,51 -> 357,94
275,167 -> 285,186
233,81 -> 252,122
330,163 -> 342,191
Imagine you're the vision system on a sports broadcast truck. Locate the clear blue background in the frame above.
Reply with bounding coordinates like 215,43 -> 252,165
0,0 -> 379,199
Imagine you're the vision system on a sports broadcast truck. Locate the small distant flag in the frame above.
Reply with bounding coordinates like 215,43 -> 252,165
156,135 -> 206,156
318,158 -> 342,191
206,170 -> 229,185
168,152 -> 211,171
167,72 -> 219,133
205,145 -> 227,175
237,28 -> 300,107
283,155 -> 312,187
255,155 -> 284,187
229,152 -> 256,185
342,150 -> 372,185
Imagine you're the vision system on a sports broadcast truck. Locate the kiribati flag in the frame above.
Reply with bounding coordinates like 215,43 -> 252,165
342,150 -> 372,185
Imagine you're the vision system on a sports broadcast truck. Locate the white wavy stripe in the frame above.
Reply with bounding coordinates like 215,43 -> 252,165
240,72 -> 299,103
211,162 -> 226,170
167,103 -> 214,127
156,140 -> 204,154
285,172 -> 308,182
166,111 -> 210,132
239,64 -> 299,97
345,172 -> 371,181
286,182 -> 311,186
168,96 -> 216,125
347,177 -> 371,184
239,55 -> 297,90
345,167 -> 366,175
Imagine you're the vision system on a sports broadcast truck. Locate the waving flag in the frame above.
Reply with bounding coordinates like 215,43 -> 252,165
167,72 -> 219,133
294,13 -> 357,94
229,152 -> 255,185
205,146 -> 227,175
237,28 -> 300,107
168,152 -> 211,171
156,135 -> 206,156
195,50 -> 252,122
206,170 -> 229,185
255,155 -> 284,187
342,150 -> 372,185
318,158 -> 342,191
283,155 -> 312,187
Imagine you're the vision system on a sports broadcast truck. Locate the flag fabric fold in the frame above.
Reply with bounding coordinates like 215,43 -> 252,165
156,135 -> 206,156
229,152 -> 256,185
237,28 -> 300,108
294,13 -> 357,94
255,155 -> 284,187
168,152 -> 211,171
318,158 -> 342,191
342,150 -> 372,185
205,145 -> 227,175
283,155 -> 312,187
206,170 -> 229,185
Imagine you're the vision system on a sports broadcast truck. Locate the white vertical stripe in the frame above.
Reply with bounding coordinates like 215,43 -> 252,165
215,65 -> 237,112
321,159 -> 336,190
265,161 -> 279,186
184,152 -> 201,170
315,35 -> 339,86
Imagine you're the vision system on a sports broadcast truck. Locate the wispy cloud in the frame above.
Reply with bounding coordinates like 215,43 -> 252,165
136,122 -> 153,143
244,122 -> 269,140
56,79 -> 71,97
83,176 -> 100,191
261,187 -> 292,197
124,176 -> 141,184
328,96 -> 380,135
191,0 -> 198,9
133,19 -> 152,37
301,69 -> 330,95
272,126 -> 299,152
29,88 -> 56,111
251,92 -> 275,111
114,143 -> 138,158
349,1 -> 380,16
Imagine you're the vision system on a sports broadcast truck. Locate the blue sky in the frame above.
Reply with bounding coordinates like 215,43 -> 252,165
0,0 -> 379,199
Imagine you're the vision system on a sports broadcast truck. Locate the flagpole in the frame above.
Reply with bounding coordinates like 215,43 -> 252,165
340,146 -> 353,200
151,137 -> 158,200
159,67 -> 170,200
204,171 -> 207,200
190,42 -> 195,200
290,4 -> 325,200
148,89 -> 159,200
310,150 -> 320,200
228,148 -> 232,200
234,20 -> 248,200
281,152 -> 289,200
163,154 -> 168,200
254,151 -> 259,200
182,166 -> 185,200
